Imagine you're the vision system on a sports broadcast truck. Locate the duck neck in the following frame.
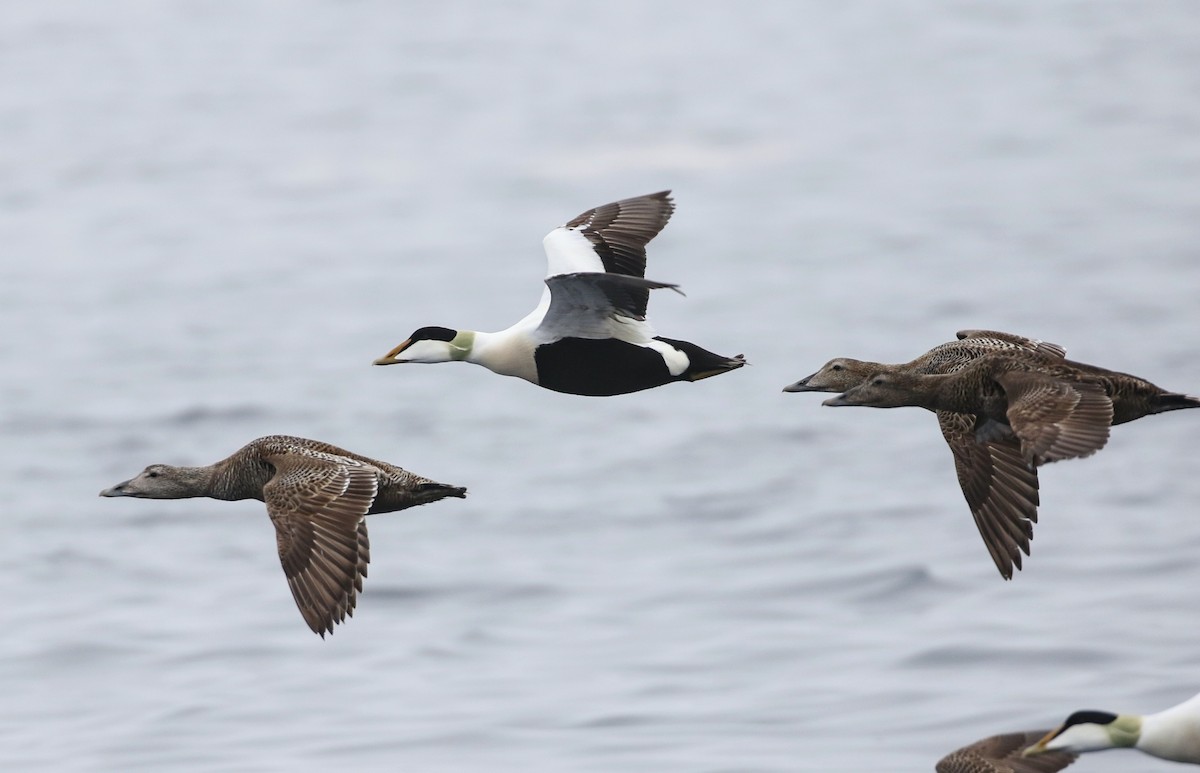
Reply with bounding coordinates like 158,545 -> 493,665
465,329 -> 538,383
926,374 -> 976,413
1140,698 -> 1200,762
205,461 -> 264,502
163,465 -> 227,499
1102,714 -> 1141,750
908,367 -> 997,416
893,373 -> 969,413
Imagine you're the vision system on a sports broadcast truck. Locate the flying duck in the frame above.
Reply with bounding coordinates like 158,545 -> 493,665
373,191 -> 746,396
100,435 -> 466,637
820,347 -> 1198,573
783,330 -> 1066,394
784,330 -> 1067,580
936,729 -> 1077,773
1023,691 -> 1200,764
824,352 -> 1199,465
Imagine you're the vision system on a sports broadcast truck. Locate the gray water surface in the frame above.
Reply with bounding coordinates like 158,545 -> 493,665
3,2 -> 1200,771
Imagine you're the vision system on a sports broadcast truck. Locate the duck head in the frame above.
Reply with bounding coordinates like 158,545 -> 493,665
783,358 -> 875,393
822,372 -> 920,408
100,464 -> 198,499
1023,710 -> 1139,757
374,327 -> 475,365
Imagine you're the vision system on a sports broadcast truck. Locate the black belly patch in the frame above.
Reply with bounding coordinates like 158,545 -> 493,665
534,338 -> 678,396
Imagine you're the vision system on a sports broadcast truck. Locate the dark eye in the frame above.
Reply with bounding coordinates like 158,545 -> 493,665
873,377 -> 884,385
831,364 -> 843,372
147,470 -> 159,478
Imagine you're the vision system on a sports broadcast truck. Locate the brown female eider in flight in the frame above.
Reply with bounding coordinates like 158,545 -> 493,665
937,729 -> 1077,773
784,330 -> 1067,580
824,351 -> 1200,464
372,191 -> 745,396
100,435 -> 467,637
784,330 -> 1066,395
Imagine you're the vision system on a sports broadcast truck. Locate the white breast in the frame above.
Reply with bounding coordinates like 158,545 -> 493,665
466,329 -> 540,384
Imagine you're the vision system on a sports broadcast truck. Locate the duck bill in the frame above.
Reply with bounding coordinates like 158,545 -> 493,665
782,373 -> 819,392
822,393 -> 854,407
99,479 -> 134,497
373,339 -> 414,366
1020,730 -> 1058,757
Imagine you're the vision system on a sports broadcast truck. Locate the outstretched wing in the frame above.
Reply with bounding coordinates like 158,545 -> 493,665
536,271 -> 682,344
936,729 -> 1077,773
541,191 -> 675,318
995,372 -> 1113,465
956,330 -> 1068,360
263,449 -> 378,637
939,411 -> 1040,580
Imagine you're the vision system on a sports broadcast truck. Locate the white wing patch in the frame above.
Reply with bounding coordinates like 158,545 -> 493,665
542,227 -> 604,277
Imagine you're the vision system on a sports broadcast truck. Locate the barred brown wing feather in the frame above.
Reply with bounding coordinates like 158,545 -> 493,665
936,730 -> 1077,773
955,329 -> 1068,360
996,372 -> 1113,465
940,411 -> 1039,579
264,453 -> 378,636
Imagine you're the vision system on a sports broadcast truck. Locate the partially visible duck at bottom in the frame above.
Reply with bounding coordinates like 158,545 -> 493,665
100,435 -> 467,637
1024,691 -> 1200,765
936,729 -> 1078,773
784,329 -> 1068,580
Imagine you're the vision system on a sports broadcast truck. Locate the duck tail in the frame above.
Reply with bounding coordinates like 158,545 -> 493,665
1153,392 -> 1200,415
418,482 -> 468,500
656,337 -> 747,382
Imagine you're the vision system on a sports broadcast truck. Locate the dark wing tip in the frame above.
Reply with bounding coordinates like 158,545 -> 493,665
561,193 -> 678,288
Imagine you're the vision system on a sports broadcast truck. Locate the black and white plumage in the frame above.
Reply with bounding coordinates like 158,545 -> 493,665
1024,691 -> 1200,765
373,191 -> 746,396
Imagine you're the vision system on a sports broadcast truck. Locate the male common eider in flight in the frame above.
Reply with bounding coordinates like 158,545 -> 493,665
373,191 -> 746,396
1023,690 -> 1200,765
99,435 -> 466,637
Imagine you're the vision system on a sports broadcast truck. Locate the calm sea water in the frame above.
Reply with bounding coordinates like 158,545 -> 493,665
3,2 -> 1200,771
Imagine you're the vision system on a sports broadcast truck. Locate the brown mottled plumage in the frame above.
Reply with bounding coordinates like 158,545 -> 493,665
784,330 -> 1067,580
825,351 -> 1199,567
824,351 -> 1200,464
100,435 -> 467,637
936,730 -> 1077,773
784,329 -> 1066,394
1059,358 -> 1200,426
